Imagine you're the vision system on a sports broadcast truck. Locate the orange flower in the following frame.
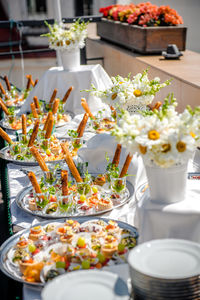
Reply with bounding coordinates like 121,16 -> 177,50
139,144 -> 147,154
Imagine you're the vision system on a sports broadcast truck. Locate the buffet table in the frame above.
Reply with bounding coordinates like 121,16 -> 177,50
0,64 -> 200,300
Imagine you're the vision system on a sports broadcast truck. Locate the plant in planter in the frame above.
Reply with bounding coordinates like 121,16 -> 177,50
99,2 -> 183,27
98,2 -> 186,53
86,69 -> 171,113
111,94 -> 200,203
41,19 -> 88,70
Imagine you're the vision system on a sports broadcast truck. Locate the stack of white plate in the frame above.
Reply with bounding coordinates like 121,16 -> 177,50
128,239 -> 200,300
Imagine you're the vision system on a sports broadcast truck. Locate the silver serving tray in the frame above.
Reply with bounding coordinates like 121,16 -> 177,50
0,110 -> 75,132
0,217 -> 138,287
0,135 -> 79,166
15,180 -> 134,219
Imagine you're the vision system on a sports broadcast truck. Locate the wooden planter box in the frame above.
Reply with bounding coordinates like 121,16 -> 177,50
97,18 -> 187,54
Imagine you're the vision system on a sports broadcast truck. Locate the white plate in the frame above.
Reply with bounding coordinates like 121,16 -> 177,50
42,270 -> 129,300
128,239 -> 200,280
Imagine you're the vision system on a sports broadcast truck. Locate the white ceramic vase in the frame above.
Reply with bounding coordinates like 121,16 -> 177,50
144,162 -> 188,204
60,49 -> 80,70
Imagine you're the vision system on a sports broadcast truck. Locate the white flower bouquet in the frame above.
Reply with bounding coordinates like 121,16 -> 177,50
86,69 -> 171,110
112,94 -> 200,168
42,19 -> 88,52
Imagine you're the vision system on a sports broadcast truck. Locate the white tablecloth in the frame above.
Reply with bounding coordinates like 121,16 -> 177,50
19,64 -> 111,115
3,64 -> 200,300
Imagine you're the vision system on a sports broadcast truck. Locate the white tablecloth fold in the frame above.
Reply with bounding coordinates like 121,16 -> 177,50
19,64 -> 111,115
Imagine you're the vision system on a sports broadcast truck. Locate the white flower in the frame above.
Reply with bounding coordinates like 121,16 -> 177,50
87,69 -> 171,109
112,96 -> 200,168
42,19 -> 88,51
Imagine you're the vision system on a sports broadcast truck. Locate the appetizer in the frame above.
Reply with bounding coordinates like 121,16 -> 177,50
6,218 -> 137,283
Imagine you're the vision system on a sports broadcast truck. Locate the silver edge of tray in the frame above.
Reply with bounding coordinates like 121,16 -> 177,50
0,217 -> 138,287
15,181 -> 134,219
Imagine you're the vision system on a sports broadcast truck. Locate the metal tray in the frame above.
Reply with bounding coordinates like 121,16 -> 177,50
0,135 -> 78,166
15,180 -> 134,218
0,217 -> 138,287
0,145 -> 65,166
0,110 -> 75,132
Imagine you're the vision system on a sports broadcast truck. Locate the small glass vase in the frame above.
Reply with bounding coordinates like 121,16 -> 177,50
60,49 -> 80,70
144,162 -> 189,204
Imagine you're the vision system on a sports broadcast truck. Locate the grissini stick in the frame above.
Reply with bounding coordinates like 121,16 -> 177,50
45,115 -> 54,139
49,89 -> 57,105
22,114 -> 27,135
112,144 -> 122,167
26,75 -> 32,90
61,143 -> 82,182
0,127 -> 13,144
81,98 -> 95,119
28,119 -> 40,147
33,96 -> 41,114
152,101 -> 162,111
43,111 -> 53,131
28,171 -> 42,194
62,86 -> 73,104
77,113 -> 89,138
119,153 -> 133,178
34,79 -> 38,87
0,98 -> 10,115
52,98 -> 60,115
30,102 -> 39,118
30,146 -> 49,172
0,82 -> 6,95
61,170 -> 69,196
110,105 -> 117,119
4,76 -> 11,91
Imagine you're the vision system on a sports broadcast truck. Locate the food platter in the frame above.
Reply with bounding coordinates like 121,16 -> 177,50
0,217 -> 139,286
0,110 -> 74,132
0,136 -> 80,166
15,180 -> 134,218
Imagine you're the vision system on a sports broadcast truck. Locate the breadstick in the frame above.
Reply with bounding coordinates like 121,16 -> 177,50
43,111 -> 53,131
77,113 -> 89,138
0,82 -> 6,95
61,143 -> 82,182
22,114 -> 27,135
45,115 -> 54,139
52,98 -> 60,115
30,146 -> 49,171
26,75 -> 32,90
34,79 -> 38,87
0,98 -> 10,115
28,171 -> 42,194
49,89 -> 57,105
33,96 -> 40,113
81,98 -> 95,119
119,153 -> 133,178
4,76 -> 11,91
112,144 -> 122,167
0,127 -> 13,144
110,105 -> 117,119
30,102 -> 39,118
152,101 -> 162,111
28,119 -> 40,147
62,86 -> 73,104
61,170 -> 69,196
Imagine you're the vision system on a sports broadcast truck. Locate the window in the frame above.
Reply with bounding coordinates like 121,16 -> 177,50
27,0 -> 47,14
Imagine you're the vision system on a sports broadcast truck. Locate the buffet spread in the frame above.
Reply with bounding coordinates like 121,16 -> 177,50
0,14 -> 199,300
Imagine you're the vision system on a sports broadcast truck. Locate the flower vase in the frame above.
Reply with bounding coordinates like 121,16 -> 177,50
144,162 -> 188,204
60,49 -> 80,70
193,147 -> 200,172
